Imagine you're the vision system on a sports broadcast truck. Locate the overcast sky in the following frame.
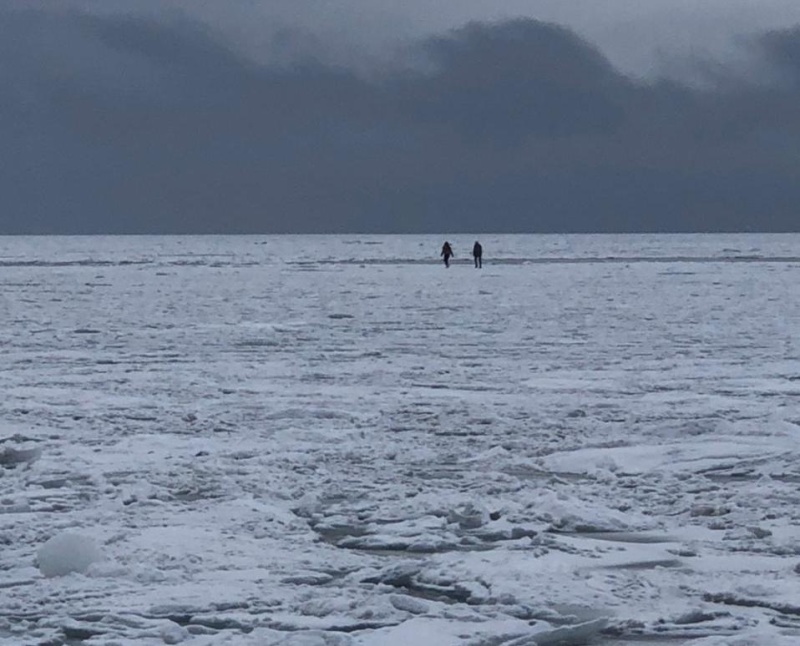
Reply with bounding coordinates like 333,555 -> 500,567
71,0 -> 800,76
2,1 -> 800,233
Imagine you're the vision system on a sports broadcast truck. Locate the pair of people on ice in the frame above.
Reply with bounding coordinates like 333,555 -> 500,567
440,241 -> 482,268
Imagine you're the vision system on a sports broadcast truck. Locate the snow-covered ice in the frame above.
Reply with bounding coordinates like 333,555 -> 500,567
2,234 -> 800,644
36,531 -> 103,577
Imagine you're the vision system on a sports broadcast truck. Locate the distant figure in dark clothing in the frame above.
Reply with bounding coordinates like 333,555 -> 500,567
472,241 -> 483,268
441,241 -> 454,267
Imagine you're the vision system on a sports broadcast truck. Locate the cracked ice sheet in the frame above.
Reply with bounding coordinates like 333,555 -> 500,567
537,435 -> 787,476
3,234 -> 800,644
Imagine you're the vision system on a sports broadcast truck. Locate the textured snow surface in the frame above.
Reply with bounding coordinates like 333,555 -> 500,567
2,234 -> 800,645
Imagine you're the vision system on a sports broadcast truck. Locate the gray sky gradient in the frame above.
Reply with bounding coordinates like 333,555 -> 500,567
2,1 -> 800,233
72,0 -> 800,76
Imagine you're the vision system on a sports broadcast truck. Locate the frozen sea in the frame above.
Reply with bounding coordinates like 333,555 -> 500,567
2,234 -> 800,645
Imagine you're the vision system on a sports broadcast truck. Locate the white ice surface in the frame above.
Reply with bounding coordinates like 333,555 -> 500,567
36,531 -> 102,577
2,234 -> 800,644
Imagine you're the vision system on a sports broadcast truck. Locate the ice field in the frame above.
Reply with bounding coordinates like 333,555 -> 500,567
2,234 -> 800,645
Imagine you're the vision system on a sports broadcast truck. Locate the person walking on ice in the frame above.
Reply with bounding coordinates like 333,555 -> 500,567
472,241 -> 483,268
441,241 -> 454,267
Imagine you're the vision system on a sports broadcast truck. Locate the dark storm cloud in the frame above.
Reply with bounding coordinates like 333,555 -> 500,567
398,21 -> 630,140
755,26 -> 800,87
2,5 -> 800,233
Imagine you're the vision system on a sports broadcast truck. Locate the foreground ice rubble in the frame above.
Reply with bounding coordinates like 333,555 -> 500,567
2,234 -> 800,644
36,531 -> 103,577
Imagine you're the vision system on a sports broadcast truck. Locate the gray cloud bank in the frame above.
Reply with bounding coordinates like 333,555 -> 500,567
2,5 -> 800,233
